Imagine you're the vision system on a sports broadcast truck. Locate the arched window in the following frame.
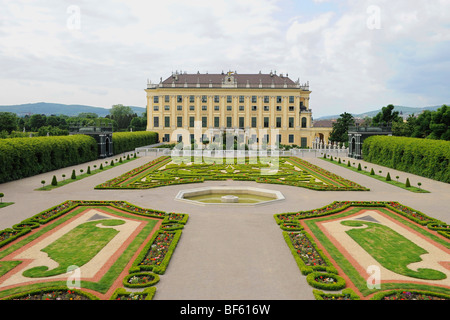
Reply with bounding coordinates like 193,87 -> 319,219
301,117 -> 307,128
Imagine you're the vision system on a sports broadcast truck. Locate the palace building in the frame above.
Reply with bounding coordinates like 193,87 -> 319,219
145,71 -> 331,148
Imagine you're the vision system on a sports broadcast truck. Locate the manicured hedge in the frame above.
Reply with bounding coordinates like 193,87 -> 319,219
362,136 -> 450,183
0,135 -> 98,184
112,131 -> 158,155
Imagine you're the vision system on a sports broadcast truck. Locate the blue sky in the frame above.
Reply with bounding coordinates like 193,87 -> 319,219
0,0 -> 449,117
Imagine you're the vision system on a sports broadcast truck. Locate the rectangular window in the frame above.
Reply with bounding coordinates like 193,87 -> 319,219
276,117 -> 282,128
153,116 -> 159,127
289,96 -> 294,103
177,105 -> 182,111
239,117 -> 244,128
177,95 -> 183,103
264,106 -> 269,112
289,134 -> 294,143
153,105 -> 159,111
202,95 -> 207,103
177,116 -> 183,127
214,95 -> 220,103
263,117 -> 269,128
227,116 -> 232,128
189,116 -> 195,128
202,116 -> 207,128
164,116 -> 170,127
251,117 -> 257,128
189,105 -> 195,111
214,116 -> 220,127
165,95 -> 170,102
239,105 -> 244,111
227,105 -> 232,111
288,117 -> 294,128
289,106 -> 295,112
227,95 -> 232,103
276,96 -> 282,103
164,133 -> 170,142
277,134 -> 282,143
301,137 -> 307,148
153,96 -> 159,103
214,105 -> 219,111
251,96 -> 257,103
202,105 -> 207,111
164,105 -> 170,111
239,96 -> 245,103
251,106 -> 257,111
264,96 -> 269,103
190,95 -> 195,103
276,106 -> 282,111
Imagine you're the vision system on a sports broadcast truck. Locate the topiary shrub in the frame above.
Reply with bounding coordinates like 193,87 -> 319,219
51,175 -> 58,186
405,177 -> 411,187
71,170 -> 76,180
370,168 -> 375,175
357,163 -> 362,171
386,172 -> 391,181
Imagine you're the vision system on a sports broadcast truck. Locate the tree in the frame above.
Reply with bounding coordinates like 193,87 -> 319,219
51,175 -> 58,186
0,112 -> 18,133
411,110 -> 432,138
372,104 -> 401,126
71,170 -> 76,180
329,112 -> 355,145
29,114 -> 47,132
129,116 -> 147,131
109,104 -> 135,131
428,105 -> 450,140
0,193 -> 4,203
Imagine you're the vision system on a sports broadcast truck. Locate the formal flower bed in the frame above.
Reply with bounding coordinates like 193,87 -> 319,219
371,290 -> 450,300
0,228 -> 32,248
94,156 -> 369,191
306,272 -> 346,291
284,231 -> 337,275
123,272 -> 160,288
111,287 -> 156,300
275,201 -> 449,233
132,230 -> 182,275
313,288 -> 360,300
2,287 -> 99,300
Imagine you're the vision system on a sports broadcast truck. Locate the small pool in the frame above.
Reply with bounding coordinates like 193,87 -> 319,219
175,187 -> 285,206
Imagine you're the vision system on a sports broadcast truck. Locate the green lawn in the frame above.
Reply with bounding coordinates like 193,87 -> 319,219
23,219 -> 126,278
341,220 -> 446,280
0,203 -> 14,209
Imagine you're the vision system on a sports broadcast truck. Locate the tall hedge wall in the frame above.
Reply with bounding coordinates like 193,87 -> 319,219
362,136 -> 450,183
112,131 -> 158,155
0,135 -> 97,184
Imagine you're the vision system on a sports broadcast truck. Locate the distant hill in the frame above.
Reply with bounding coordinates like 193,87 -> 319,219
316,105 -> 445,120
0,102 -> 146,117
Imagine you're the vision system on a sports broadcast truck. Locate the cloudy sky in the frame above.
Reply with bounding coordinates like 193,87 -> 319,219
1,0 -> 449,117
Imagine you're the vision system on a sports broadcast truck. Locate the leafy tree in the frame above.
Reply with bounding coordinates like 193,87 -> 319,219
0,192 -> 4,203
0,112 -> 18,133
372,104 -> 401,126
329,112 -> 355,145
109,104 -> 136,131
29,114 -> 47,132
428,105 -> 449,140
411,110 -> 432,138
129,116 -> 147,131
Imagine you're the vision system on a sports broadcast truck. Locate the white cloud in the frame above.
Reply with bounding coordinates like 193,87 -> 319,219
0,0 -> 448,116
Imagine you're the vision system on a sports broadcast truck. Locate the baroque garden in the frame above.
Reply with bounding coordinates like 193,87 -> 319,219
0,147 -> 449,301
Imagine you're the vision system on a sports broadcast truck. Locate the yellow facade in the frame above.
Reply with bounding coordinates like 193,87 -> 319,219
145,72 -> 331,148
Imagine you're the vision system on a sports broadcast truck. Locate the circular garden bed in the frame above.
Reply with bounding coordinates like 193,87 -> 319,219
123,272 -> 160,288
306,272 -> 346,291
